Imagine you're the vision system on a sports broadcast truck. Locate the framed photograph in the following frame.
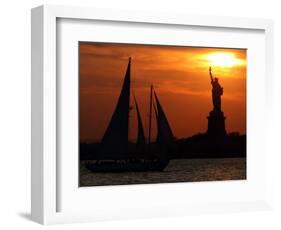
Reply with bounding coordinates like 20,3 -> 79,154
31,5 -> 274,224
78,42 -> 247,187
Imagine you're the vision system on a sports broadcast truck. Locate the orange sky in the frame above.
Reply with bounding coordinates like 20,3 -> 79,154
79,42 -> 246,142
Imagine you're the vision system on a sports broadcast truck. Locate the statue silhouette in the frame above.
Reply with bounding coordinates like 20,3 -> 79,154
209,67 -> 223,111
207,67 -> 226,136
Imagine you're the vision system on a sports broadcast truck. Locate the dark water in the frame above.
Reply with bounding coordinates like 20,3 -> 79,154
79,158 -> 246,187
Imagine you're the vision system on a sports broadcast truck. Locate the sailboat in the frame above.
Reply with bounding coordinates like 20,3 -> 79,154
86,57 -> 174,172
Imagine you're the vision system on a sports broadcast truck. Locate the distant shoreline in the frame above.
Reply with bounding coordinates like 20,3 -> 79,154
80,133 -> 246,160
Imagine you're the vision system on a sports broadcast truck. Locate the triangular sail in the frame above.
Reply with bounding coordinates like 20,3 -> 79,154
153,102 -> 161,144
134,96 -> 146,152
100,58 -> 131,157
154,91 -> 174,145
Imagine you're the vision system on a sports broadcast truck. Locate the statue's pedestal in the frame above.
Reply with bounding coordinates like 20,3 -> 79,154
207,110 -> 226,136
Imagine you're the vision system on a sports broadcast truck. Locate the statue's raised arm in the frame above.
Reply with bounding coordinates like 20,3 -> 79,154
209,66 -> 214,83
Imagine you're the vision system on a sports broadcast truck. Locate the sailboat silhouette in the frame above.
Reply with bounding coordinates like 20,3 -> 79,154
86,57 -> 174,172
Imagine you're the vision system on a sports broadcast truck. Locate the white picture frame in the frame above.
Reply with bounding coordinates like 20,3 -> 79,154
31,5 -> 274,225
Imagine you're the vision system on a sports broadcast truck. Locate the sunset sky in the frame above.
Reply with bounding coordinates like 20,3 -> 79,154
79,42 -> 246,142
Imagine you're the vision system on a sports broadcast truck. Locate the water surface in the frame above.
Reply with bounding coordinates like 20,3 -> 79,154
80,158 -> 246,186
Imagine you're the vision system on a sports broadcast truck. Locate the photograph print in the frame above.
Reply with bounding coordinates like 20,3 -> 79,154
79,42 -> 246,186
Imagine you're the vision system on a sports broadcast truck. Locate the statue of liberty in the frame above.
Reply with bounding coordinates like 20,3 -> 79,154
207,67 -> 226,136
209,67 -> 223,111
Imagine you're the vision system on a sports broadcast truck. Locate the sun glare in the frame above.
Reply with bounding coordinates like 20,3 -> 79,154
206,52 -> 244,68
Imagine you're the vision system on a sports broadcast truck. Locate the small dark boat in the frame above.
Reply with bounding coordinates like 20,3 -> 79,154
86,57 -> 174,172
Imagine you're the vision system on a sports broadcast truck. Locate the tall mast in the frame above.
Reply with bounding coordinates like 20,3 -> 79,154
148,84 -> 153,145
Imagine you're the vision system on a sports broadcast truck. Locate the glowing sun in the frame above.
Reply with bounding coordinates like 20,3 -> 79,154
206,52 -> 244,68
